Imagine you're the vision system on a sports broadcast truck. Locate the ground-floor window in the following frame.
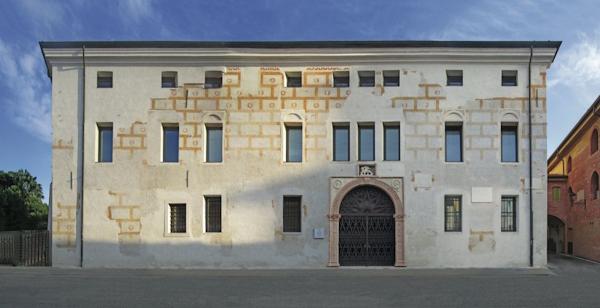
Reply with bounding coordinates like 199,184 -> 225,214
205,196 -> 222,232
501,196 -> 517,232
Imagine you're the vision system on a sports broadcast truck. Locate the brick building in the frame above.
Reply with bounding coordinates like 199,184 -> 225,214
41,41 -> 560,268
548,95 -> 600,261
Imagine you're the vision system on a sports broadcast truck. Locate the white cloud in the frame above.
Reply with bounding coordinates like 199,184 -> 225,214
18,0 -> 66,33
119,0 -> 155,23
0,39 -> 52,143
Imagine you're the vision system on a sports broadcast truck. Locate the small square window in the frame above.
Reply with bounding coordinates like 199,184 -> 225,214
501,197 -> 516,232
285,124 -> 303,162
446,70 -> 463,86
97,124 -> 113,163
333,71 -> 349,88
162,72 -> 177,88
286,72 -> 302,88
169,204 -> 187,233
206,125 -> 223,163
283,196 -> 301,232
501,124 -> 518,162
383,70 -> 400,87
358,124 -> 374,161
502,70 -> 517,86
445,124 -> 462,162
205,71 -> 222,88
358,71 -> 375,87
444,196 -> 462,232
384,123 -> 400,161
97,71 -> 113,88
162,124 -> 179,163
205,196 -> 221,233
333,124 -> 349,162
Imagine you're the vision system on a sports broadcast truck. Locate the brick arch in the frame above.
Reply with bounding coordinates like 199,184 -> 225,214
327,178 -> 405,267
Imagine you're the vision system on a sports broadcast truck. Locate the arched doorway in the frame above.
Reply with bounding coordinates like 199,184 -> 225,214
338,186 -> 396,266
547,215 -> 566,254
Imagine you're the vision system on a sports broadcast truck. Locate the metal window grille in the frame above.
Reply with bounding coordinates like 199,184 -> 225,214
444,196 -> 461,232
206,197 -> 222,233
283,196 -> 301,232
501,197 -> 516,232
170,204 -> 186,233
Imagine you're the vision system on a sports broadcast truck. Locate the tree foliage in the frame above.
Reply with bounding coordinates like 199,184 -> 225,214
0,169 -> 48,231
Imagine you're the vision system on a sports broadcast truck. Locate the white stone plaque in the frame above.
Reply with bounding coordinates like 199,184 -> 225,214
313,228 -> 324,239
472,187 -> 493,203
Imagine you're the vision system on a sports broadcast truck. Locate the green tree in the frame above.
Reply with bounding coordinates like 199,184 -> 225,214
0,169 -> 48,231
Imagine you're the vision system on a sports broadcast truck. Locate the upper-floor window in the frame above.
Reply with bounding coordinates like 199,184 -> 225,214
567,157 -> 572,173
445,123 -> 462,162
161,71 -> 177,88
592,172 -> 599,200
97,124 -> 113,163
501,124 -> 518,162
286,72 -> 302,88
333,71 -> 349,88
206,125 -> 223,163
502,70 -> 517,86
446,70 -> 463,86
333,124 -> 349,161
552,187 -> 561,201
358,71 -> 375,87
384,123 -> 400,161
383,70 -> 399,87
162,124 -> 179,163
204,71 -> 222,88
358,124 -> 374,161
285,124 -> 302,162
97,71 -> 113,88
592,129 -> 598,154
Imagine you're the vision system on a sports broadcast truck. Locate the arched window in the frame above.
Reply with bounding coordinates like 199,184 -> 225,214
592,129 -> 598,154
592,172 -> 599,200
567,157 -> 572,173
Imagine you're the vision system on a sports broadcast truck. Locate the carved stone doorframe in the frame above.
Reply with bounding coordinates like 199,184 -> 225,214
328,177 -> 405,267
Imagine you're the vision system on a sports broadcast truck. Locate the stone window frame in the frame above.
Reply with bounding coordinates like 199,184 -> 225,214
281,112 -> 305,163
163,200 -> 191,237
443,111 -> 465,164
203,113 -> 225,164
499,111 -> 520,164
96,122 -> 113,163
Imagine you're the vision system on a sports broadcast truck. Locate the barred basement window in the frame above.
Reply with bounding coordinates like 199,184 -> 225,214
444,196 -> 461,232
169,204 -> 186,233
501,197 -> 516,232
283,196 -> 301,232
205,196 -> 221,233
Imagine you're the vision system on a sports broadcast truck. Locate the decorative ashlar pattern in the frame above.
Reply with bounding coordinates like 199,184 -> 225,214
107,191 -> 142,248
53,202 -> 77,248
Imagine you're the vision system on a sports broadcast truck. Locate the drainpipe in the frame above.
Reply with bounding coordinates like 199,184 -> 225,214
528,44 -> 533,267
80,46 -> 86,267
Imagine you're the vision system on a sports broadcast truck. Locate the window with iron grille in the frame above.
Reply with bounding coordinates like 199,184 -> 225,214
501,197 -> 516,232
283,196 -> 301,232
169,204 -> 186,233
205,196 -> 222,233
444,196 -> 461,232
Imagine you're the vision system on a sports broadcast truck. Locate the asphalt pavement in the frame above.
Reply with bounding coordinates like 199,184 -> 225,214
0,253 -> 598,307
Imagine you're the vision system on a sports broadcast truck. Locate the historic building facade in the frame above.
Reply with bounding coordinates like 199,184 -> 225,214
41,41 -> 560,268
548,95 -> 600,262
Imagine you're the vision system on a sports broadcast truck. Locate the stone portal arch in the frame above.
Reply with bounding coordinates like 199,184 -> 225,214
328,178 -> 405,267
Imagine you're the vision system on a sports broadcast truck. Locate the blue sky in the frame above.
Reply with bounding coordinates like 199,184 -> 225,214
1,0 -> 599,202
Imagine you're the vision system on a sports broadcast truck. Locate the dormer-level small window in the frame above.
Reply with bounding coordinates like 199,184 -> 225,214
502,70 -> 517,86
205,71 -> 222,88
383,70 -> 399,87
161,72 -> 177,88
446,70 -> 463,86
358,71 -> 375,87
97,71 -> 113,88
286,72 -> 302,87
333,71 -> 349,88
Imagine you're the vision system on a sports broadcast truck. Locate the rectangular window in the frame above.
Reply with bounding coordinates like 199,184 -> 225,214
206,126 -> 223,163
358,124 -> 375,161
98,124 -> 113,163
205,71 -> 222,88
445,124 -> 462,162
333,124 -> 349,161
552,187 -> 561,201
501,197 -> 516,232
446,70 -> 463,86
358,71 -> 375,87
333,71 -> 349,88
205,196 -> 221,233
169,204 -> 186,233
97,71 -> 113,88
501,125 -> 518,162
283,196 -> 301,232
384,123 -> 400,161
286,72 -> 302,88
286,125 -> 302,162
502,70 -> 517,86
383,70 -> 400,87
444,196 -> 462,232
161,71 -> 177,88
162,125 -> 179,163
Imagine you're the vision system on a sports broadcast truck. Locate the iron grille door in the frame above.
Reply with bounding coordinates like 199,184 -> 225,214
367,215 -> 395,266
339,215 -> 368,266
